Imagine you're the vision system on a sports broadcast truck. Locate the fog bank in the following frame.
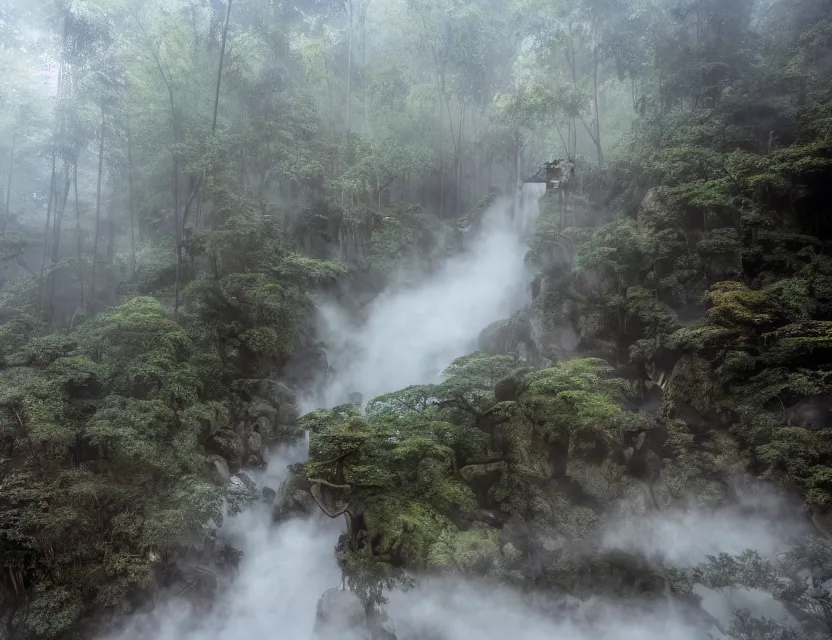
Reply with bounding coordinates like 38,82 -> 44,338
306,189 -> 544,411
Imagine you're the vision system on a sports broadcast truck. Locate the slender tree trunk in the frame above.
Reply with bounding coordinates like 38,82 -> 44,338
195,187 -> 204,231
42,17 -> 68,307
105,216 -> 115,305
175,0 -> 232,315
456,103 -> 464,214
40,152 -> 58,292
592,43 -> 604,165
1,131 -> 16,234
346,2 -> 353,135
141,31 -> 181,312
173,161 -> 181,315
438,70 -> 446,217
568,30 -> 579,158
513,128 -> 522,219
321,27 -> 335,134
359,5 -> 382,208
473,123 -> 480,201
74,161 -> 84,309
127,119 -> 137,278
339,2 -> 354,207
211,0 -> 233,134
46,166 -> 72,322
90,110 -> 105,312
360,2 -> 370,130
442,86 -> 461,215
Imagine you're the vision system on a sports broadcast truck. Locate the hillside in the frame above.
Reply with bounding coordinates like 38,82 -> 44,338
1,1 -> 831,639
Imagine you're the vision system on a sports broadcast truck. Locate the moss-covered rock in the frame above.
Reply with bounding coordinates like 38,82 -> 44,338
427,525 -> 507,576
661,354 -> 718,418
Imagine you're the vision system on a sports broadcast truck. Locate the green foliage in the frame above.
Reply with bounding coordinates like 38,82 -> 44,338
304,353 -> 656,594
363,205 -> 452,282
690,538 -> 832,640
427,525 -> 507,576
366,352 -> 520,417
1,0 -> 831,630
520,358 -> 632,437
0,296 -> 252,635
0,278 -> 44,362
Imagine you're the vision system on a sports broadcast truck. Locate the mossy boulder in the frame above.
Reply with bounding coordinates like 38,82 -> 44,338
493,368 -> 532,402
661,354 -> 718,419
478,310 -> 535,361
207,429 -> 245,469
460,461 -> 507,508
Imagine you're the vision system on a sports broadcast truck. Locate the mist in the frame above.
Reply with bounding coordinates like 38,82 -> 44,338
2,1 -> 830,639
104,459 -> 807,640
105,185 -> 810,640
102,442 -> 343,640
306,188 -> 545,411
105,188 -> 552,640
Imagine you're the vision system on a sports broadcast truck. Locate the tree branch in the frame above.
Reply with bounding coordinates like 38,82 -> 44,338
308,478 -> 352,490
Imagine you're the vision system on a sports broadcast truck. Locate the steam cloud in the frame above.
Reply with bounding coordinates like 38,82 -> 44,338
105,190 -> 804,640
106,486 -> 802,640
305,189 -> 544,411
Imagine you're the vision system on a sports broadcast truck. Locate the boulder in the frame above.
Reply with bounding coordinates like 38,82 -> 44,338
273,464 -> 316,522
271,380 -> 301,428
368,611 -> 397,640
247,431 -> 263,455
500,513 -> 534,554
246,431 -> 265,467
460,462 -> 506,508
493,368 -> 532,402
314,589 -> 369,640
478,310 -> 534,360
206,455 -> 231,486
261,486 -> 277,504
787,395 -> 832,430
283,344 -> 329,393
236,471 -> 256,491
233,378 -> 301,443
207,429 -> 244,469
229,472 -> 256,498
662,354 -> 717,418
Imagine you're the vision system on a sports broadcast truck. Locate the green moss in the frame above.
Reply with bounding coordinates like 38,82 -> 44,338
548,493 -> 600,541
762,321 -> 832,363
460,461 -> 507,484
705,281 -> 773,327
663,354 -> 718,416
427,526 -> 505,575
364,500 -> 452,567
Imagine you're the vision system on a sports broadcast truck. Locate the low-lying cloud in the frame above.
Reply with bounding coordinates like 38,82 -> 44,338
103,445 -> 344,640
305,189 -> 544,411
106,488 -> 809,640
602,486 -> 811,567
387,578 -> 708,640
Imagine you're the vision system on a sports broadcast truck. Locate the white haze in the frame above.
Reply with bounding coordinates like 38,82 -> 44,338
105,187 -> 808,639
106,463 -> 806,640
305,187 -> 545,411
